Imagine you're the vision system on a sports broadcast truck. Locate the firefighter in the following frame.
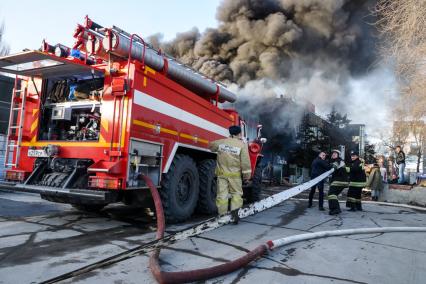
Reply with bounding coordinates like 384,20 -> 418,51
327,150 -> 349,215
208,125 -> 252,219
346,150 -> 367,211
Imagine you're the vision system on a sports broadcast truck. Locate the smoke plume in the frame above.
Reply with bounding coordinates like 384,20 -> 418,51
153,0 -> 377,84
150,0 -> 394,156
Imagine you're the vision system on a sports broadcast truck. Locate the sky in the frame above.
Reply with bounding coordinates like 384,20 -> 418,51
0,0 -> 222,53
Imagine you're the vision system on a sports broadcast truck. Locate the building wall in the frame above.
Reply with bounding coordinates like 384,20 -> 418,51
346,124 -> 366,157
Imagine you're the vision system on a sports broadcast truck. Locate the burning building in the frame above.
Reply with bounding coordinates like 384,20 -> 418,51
236,93 -> 368,184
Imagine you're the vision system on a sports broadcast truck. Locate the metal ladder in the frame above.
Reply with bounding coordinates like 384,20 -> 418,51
4,76 -> 27,168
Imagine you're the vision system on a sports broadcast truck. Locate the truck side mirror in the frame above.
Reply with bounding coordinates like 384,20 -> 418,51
256,124 -> 263,139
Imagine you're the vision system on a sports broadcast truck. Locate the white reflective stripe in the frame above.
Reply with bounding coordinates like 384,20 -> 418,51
134,90 -> 229,137
242,170 -> 252,173
218,144 -> 241,155
163,143 -> 179,173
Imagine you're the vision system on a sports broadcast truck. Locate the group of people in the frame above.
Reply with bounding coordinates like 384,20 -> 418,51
208,124 -> 392,220
309,149 -> 385,215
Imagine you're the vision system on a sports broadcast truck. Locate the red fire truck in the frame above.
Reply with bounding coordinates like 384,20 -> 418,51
0,17 -> 265,223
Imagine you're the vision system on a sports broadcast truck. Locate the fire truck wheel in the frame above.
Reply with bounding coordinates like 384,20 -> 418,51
160,154 -> 200,223
246,162 -> 262,203
196,159 -> 217,214
71,204 -> 105,212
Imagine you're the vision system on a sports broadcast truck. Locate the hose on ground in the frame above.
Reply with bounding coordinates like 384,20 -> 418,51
290,198 -> 426,212
266,227 -> 426,249
141,174 -> 267,284
142,174 -> 426,284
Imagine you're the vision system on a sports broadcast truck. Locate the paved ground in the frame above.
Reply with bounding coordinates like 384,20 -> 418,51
1,188 -> 426,284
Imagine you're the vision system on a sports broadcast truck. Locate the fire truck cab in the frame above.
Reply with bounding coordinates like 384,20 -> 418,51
0,18 -> 265,223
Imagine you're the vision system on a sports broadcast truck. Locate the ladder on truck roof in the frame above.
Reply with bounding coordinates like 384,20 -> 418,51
4,76 -> 28,168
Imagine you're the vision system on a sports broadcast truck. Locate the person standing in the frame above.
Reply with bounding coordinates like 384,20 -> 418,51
366,163 -> 384,201
395,146 -> 406,184
309,151 -> 331,211
346,151 -> 367,211
327,150 -> 349,215
208,125 -> 252,219
377,156 -> 388,183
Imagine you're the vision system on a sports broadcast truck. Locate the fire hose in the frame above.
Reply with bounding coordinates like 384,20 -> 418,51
40,169 -> 426,283
142,173 -> 426,284
41,169 -> 334,284
142,174 -> 269,284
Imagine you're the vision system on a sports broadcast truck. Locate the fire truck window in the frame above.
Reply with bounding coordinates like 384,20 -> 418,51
38,74 -> 104,141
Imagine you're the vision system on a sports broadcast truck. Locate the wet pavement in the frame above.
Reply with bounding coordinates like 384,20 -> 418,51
1,188 -> 426,284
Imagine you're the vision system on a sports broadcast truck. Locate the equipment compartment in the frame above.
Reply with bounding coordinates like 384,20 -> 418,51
38,74 -> 104,141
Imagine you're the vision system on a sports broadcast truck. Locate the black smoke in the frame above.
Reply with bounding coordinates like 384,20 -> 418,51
152,0 -> 377,86
149,0 -> 386,162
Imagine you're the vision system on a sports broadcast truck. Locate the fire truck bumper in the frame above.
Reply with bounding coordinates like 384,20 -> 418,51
0,182 -> 118,203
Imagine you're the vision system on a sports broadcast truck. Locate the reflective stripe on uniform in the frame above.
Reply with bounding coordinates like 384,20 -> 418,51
355,198 -> 362,203
349,181 -> 366,187
347,197 -> 356,202
216,199 -> 228,205
230,195 -> 243,211
328,194 -> 338,200
345,167 -> 350,173
331,181 -> 349,186
242,170 -> 252,174
216,169 -> 241,178
218,172 -> 241,178
216,198 -> 228,215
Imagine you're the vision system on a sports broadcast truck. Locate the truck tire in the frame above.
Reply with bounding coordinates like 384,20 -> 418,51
71,204 -> 105,212
40,172 -> 69,187
247,162 -> 263,203
197,159 -> 217,214
160,154 -> 200,223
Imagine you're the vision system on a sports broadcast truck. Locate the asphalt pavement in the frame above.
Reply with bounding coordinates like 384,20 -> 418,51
1,188 -> 426,284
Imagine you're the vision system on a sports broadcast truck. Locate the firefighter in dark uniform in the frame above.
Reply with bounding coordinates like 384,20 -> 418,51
309,151 -> 331,210
346,150 -> 366,211
327,150 -> 349,215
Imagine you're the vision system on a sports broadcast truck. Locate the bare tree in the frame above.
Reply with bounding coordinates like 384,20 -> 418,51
376,1 -> 426,171
376,0 -> 426,90
408,120 -> 425,172
0,22 -> 9,56
392,121 -> 410,148
376,0 -> 426,114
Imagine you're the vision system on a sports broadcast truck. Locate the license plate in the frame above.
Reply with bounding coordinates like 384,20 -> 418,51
28,149 -> 48,157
